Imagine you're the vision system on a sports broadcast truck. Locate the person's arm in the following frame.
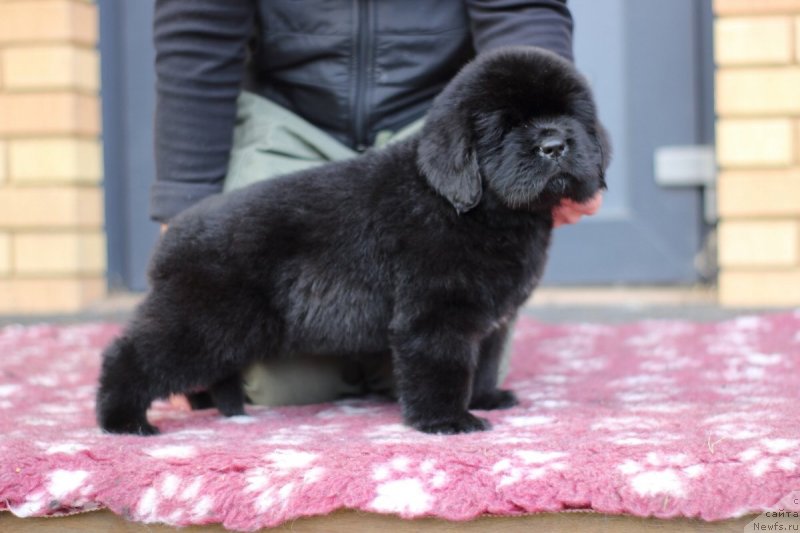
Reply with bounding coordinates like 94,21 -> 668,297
151,0 -> 256,223
465,0 -> 573,61
552,195 -> 603,227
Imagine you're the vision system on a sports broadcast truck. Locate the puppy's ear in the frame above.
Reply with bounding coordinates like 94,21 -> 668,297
594,121 -> 613,188
417,105 -> 482,213
595,121 -> 612,170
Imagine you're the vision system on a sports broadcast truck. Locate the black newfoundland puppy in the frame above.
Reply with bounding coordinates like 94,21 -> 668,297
97,46 -> 610,435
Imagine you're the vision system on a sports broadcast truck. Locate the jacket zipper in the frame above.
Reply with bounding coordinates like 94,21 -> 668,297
352,0 -> 372,151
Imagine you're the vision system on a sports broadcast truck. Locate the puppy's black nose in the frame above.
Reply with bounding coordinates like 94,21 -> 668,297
540,137 -> 567,159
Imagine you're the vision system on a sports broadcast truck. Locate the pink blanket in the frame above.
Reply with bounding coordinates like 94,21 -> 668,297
1,312 -> 799,530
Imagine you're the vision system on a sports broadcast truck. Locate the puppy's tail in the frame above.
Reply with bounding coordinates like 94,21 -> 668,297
96,335 -> 159,435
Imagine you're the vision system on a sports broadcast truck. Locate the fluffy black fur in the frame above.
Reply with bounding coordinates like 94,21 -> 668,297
96,46 -> 610,435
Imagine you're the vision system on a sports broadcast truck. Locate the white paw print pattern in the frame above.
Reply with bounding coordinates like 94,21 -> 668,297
11,469 -> 93,517
362,423 -> 424,444
738,439 -> 800,477
625,321 -> 696,350
591,415 -> 680,446
144,445 -> 197,460
609,374 -> 678,408
539,331 -> 608,374
702,411 -> 774,441
518,376 -> 571,410
244,449 -> 325,514
136,473 -> 210,524
617,452 -> 704,498
492,450 -> 568,487
368,456 -> 448,515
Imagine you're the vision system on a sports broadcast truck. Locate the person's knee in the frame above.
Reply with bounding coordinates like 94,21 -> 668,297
242,358 -> 363,406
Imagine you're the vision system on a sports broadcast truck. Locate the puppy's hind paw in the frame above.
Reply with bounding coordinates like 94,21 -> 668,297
410,412 -> 491,435
186,391 -> 215,410
470,389 -> 518,411
217,403 -> 246,417
99,415 -> 159,436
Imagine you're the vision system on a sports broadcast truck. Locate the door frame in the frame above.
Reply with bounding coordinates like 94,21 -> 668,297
99,0 -> 160,291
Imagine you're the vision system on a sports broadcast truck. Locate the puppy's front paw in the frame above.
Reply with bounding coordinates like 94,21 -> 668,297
470,389 -> 518,411
97,398 -> 160,435
410,412 -> 491,435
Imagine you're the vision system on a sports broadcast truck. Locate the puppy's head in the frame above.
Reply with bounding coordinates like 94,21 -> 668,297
417,46 -> 611,213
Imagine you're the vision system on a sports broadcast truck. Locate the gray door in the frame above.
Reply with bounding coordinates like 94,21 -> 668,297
100,0 -> 712,291
543,0 -> 713,284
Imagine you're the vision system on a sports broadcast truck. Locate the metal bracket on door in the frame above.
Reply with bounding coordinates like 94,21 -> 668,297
654,145 -> 716,224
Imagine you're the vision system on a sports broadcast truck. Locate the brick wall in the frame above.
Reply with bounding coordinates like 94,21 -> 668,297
0,1 -> 797,312
0,0 -> 105,313
715,0 -> 800,306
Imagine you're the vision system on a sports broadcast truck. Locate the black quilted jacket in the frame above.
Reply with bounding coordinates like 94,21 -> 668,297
151,0 -> 574,222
